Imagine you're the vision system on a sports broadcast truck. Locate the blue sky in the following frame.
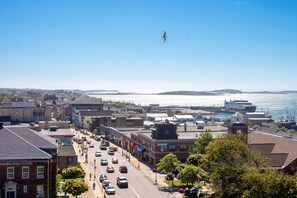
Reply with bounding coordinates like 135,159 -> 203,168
0,0 -> 297,92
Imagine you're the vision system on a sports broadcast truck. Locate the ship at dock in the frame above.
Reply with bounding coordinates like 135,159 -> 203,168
223,99 -> 257,113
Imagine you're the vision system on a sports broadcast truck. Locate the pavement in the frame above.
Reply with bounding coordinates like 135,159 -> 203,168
69,131 -> 106,198
69,129 -> 184,198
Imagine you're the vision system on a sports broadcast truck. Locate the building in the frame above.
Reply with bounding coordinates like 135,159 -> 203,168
40,128 -> 77,170
103,123 -> 228,165
0,125 -> 57,198
0,101 -> 51,123
39,121 -> 70,130
249,131 -> 297,174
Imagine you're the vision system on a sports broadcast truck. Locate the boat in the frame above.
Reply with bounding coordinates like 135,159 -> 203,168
223,99 -> 257,113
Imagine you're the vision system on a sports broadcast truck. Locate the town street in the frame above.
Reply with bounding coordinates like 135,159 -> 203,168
75,133 -> 173,198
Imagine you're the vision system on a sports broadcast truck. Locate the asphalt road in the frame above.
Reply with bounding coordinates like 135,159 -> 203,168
76,134 -> 172,198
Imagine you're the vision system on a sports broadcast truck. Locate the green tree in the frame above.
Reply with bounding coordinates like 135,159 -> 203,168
194,131 -> 213,154
157,153 -> 181,174
241,169 -> 297,198
204,134 -> 264,198
157,153 -> 180,185
62,179 -> 88,198
177,165 -> 198,186
62,166 -> 85,179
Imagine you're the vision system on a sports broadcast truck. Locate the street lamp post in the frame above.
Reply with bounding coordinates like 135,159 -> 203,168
154,165 -> 158,185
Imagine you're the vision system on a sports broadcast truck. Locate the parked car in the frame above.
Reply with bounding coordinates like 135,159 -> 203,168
102,179 -> 111,189
107,149 -> 114,155
117,176 -> 128,188
100,144 -> 107,150
165,173 -> 174,180
94,135 -> 101,141
89,143 -> 94,148
100,158 -> 108,166
111,157 -> 118,164
109,146 -> 117,151
76,139 -> 83,144
190,186 -> 199,194
101,140 -> 110,146
105,184 -> 116,195
99,174 -> 108,182
119,165 -> 128,173
82,137 -> 87,141
106,166 -> 115,173
95,151 -> 101,157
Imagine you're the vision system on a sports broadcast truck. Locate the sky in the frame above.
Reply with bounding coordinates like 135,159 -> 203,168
0,0 -> 297,92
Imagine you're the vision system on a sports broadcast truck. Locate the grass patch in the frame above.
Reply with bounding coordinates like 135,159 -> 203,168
164,180 -> 205,187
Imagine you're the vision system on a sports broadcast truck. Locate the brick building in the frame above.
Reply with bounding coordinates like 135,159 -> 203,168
0,125 -> 57,198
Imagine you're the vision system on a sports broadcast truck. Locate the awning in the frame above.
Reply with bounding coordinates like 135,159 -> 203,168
138,146 -> 146,152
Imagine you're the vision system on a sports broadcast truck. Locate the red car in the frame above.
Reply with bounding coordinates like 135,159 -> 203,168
106,166 -> 115,173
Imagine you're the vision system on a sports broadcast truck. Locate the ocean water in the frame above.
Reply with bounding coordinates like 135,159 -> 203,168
89,93 -> 297,120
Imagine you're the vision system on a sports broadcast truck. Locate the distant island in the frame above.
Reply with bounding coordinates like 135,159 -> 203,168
157,91 -> 221,96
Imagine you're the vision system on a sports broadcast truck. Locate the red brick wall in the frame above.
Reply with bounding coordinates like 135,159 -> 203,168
0,161 -> 49,198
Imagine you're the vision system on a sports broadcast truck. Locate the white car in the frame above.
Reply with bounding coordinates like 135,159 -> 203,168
107,149 -> 114,155
95,151 -> 101,157
105,184 -> 116,195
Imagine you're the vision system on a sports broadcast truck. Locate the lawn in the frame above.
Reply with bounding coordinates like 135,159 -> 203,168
164,179 -> 205,187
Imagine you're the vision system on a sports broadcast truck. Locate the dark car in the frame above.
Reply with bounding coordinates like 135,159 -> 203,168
190,186 -> 199,194
82,137 -> 87,141
100,158 -> 108,166
99,174 -> 108,182
119,165 -> 128,173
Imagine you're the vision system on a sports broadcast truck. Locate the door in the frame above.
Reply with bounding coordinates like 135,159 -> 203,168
6,191 -> 15,198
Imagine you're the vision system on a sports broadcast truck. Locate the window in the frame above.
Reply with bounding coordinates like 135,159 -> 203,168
37,166 -> 44,179
168,145 -> 176,152
180,145 -> 187,151
188,145 -> 194,152
23,186 -> 28,193
7,167 -> 14,179
160,146 -> 167,152
22,166 -> 29,179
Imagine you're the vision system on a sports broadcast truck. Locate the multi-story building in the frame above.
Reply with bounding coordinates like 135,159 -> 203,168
0,102 -> 51,123
0,125 -> 57,198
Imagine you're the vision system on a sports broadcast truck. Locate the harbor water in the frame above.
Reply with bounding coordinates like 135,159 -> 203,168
89,93 -> 297,121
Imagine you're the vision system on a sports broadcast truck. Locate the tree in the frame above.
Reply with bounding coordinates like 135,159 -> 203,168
177,165 -> 198,186
193,131 -> 213,154
241,169 -> 297,198
157,153 -> 181,174
157,153 -> 180,184
62,166 -> 85,179
62,179 -> 88,198
204,134 -> 264,198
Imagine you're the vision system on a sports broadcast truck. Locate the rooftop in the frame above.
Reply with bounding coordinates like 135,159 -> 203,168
72,97 -> 103,105
0,127 -> 53,160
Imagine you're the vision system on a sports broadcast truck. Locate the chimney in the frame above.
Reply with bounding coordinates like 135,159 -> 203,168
0,122 -> 3,129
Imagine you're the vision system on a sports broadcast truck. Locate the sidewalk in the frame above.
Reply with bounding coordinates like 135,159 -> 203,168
71,140 -> 105,198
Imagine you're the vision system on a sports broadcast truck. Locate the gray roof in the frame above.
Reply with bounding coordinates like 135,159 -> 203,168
7,127 -> 57,149
40,129 -> 73,137
58,145 -> 76,157
79,110 -> 112,117
72,97 -> 102,105
0,128 -> 52,160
